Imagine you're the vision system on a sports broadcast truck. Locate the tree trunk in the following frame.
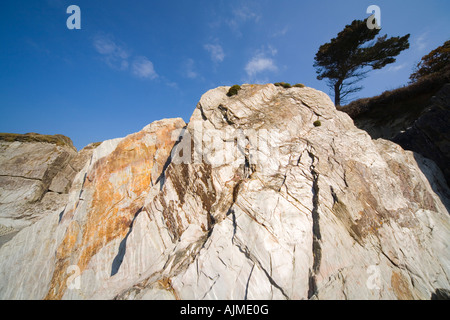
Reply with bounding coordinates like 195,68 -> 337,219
334,82 -> 341,106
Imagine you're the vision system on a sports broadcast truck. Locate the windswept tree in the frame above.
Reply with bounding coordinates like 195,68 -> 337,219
314,18 -> 410,106
410,39 -> 450,83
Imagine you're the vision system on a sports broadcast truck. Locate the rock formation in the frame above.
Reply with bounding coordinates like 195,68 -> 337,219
0,84 -> 449,300
393,84 -> 450,187
0,133 -> 95,247
342,79 -> 450,188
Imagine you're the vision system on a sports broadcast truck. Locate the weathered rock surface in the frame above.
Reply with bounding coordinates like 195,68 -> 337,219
0,84 -> 449,300
0,134 -> 98,247
0,135 -> 89,241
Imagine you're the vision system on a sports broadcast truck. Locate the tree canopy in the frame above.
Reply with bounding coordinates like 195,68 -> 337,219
410,39 -> 450,83
314,18 -> 410,106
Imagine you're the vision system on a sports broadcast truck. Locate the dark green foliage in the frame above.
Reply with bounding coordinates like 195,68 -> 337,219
313,120 -> 322,127
314,18 -> 410,106
293,83 -> 305,88
410,40 -> 450,83
227,85 -> 241,97
274,82 -> 292,88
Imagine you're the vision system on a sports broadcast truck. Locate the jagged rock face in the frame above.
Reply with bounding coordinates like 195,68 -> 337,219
0,84 -> 449,300
0,139 -> 84,237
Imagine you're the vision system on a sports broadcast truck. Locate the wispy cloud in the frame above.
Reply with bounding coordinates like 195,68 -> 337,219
270,26 -> 289,38
93,34 -> 158,80
132,56 -> 158,79
204,44 -> 225,63
206,2 -> 261,37
183,58 -> 199,79
93,34 -> 130,71
245,57 -> 277,77
226,6 -> 261,35
231,6 -> 260,23
414,32 -> 429,51
387,63 -> 407,72
245,46 -> 278,80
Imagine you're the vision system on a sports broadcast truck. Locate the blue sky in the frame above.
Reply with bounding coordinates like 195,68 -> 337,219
1,0 -> 449,150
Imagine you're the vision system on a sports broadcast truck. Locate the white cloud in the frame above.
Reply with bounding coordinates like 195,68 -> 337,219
93,35 -> 130,71
245,57 -> 278,77
267,45 -> 278,56
245,46 -> 278,78
387,63 -> 407,72
183,58 -> 198,79
93,34 -> 157,80
226,6 -> 261,35
231,7 -> 260,23
93,36 -> 129,59
204,44 -> 225,63
415,32 -> 429,51
93,37 -> 116,55
132,56 -> 158,79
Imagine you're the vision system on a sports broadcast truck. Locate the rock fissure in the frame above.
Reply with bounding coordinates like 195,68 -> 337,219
307,150 -> 322,299
154,127 -> 187,190
200,274 -> 220,299
0,174 -> 43,182
198,103 -> 208,121
231,210 -> 290,299
244,263 -> 256,300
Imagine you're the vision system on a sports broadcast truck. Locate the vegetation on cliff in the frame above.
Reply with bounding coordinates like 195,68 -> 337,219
314,18 -> 410,106
0,132 -> 76,151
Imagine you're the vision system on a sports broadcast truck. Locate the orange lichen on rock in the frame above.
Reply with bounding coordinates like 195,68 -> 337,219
157,277 -> 180,300
45,120 -> 185,300
391,271 -> 414,300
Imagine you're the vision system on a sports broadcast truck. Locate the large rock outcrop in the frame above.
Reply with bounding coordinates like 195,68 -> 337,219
0,84 -> 449,300
0,133 -> 95,248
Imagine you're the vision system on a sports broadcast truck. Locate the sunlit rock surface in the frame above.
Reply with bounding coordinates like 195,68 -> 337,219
0,84 -> 448,300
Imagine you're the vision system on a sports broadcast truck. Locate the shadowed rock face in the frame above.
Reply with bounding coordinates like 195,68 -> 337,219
0,85 -> 449,300
393,84 -> 450,188
343,82 -> 450,189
